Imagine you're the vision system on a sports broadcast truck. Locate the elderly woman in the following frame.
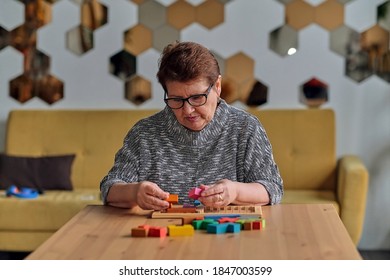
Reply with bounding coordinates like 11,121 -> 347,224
100,41 -> 283,210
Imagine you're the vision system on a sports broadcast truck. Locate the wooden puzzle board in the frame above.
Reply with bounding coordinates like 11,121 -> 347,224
151,205 -> 262,219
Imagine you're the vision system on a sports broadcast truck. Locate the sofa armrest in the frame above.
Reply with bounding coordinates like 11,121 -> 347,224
337,155 -> 369,245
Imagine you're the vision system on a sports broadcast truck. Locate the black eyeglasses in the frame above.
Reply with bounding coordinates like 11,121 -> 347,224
164,84 -> 214,109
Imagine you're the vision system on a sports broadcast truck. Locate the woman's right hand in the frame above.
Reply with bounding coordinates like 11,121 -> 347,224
135,181 -> 170,210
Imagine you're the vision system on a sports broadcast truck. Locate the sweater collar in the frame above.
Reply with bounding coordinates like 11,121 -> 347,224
164,100 -> 230,146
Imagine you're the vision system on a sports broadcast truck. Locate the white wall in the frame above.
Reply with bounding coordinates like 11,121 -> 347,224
0,0 -> 389,249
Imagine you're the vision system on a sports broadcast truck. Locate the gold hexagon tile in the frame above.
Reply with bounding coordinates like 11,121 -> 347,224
195,0 -> 224,29
124,24 -> 153,55
167,0 -> 196,30
10,74 -> 35,104
25,0 -> 52,29
37,74 -> 64,105
80,0 -> 108,31
238,78 -> 256,105
225,52 -> 254,84
221,77 -> 239,104
125,75 -> 152,105
361,24 -> 389,56
315,0 -> 344,31
286,0 -> 315,30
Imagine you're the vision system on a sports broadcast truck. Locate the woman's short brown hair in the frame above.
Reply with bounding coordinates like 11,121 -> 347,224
157,41 -> 220,92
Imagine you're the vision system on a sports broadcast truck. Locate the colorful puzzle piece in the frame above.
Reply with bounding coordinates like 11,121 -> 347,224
207,222 -> 241,234
148,226 -> 167,237
131,225 -> 167,237
166,194 -> 179,205
188,187 -> 203,200
192,219 -> 219,230
168,224 -> 194,236
218,217 -> 240,223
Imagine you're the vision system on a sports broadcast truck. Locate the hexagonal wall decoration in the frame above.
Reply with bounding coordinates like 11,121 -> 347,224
66,25 -> 94,55
378,1 -> 390,31
315,0 -> 344,30
139,0 -> 167,29
2,0 -> 65,105
167,0 -> 196,30
124,24 -> 153,55
125,75 -> 152,105
269,24 -> 298,57
299,77 -> 328,108
196,0 -> 225,29
286,0 -> 314,30
66,0 -> 108,55
110,50 -> 137,81
0,27 -> 10,50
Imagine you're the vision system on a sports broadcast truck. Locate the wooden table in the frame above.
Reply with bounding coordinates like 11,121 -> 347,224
26,204 -> 362,260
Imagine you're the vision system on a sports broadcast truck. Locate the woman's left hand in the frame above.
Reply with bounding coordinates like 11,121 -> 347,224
197,179 -> 237,207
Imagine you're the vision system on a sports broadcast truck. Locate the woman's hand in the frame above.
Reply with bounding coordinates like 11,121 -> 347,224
135,181 -> 170,210
197,179 -> 238,207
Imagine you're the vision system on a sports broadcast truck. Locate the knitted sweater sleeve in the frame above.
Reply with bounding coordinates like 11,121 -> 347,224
242,116 -> 284,205
99,125 -> 141,204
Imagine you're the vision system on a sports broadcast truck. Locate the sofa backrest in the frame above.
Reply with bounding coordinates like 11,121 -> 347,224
5,108 -> 336,191
5,110 -> 159,190
249,108 -> 336,191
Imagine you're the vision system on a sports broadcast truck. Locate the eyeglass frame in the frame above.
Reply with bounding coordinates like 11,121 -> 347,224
164,83 -> 214,109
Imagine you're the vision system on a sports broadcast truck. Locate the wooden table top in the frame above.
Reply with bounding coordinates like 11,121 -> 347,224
26,204 -> 362,260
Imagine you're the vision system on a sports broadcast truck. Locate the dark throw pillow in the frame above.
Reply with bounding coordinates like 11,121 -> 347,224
0,154 -> 75,192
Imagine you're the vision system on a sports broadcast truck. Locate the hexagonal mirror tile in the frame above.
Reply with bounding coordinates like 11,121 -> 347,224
286,0 -> 315,30
10,24 -> 37,53
245,80 -> 268,107
378,1 -> 390,31
66,25 -> 94,55
196,0 -> 224,29
110,50 -> 137,81
225,52 -> 254,84
36,74 -> 64,104
299,77 -> 328,108
125,75 -> 152,105
139,0 -> 167,29
0,26 -> 10,51
269,24 -> 298,56
80,0 -> 108,31
9,74 -> 35,104
221,77 -> 239,104
346,50 -> 373,82
330,24 -> 360,57
376,50 -> 390,82
23,0 -> 53,29
152,24 -> 180,52
124,24 -> 153,55
28,49 -> 50,79
167,0 -> 196,30
315,0 -> 344,30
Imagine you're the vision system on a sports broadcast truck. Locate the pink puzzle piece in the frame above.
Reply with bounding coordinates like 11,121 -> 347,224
188,187 -> 203,200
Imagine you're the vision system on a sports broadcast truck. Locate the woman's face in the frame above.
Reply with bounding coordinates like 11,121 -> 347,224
165,76 -> 222,131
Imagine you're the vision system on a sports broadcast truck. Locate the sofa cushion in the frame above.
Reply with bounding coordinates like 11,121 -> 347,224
0,154 -> 75,191
0,189 -> 101,231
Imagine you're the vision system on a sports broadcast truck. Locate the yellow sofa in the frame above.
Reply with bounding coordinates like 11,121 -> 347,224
0,108 -> 368,252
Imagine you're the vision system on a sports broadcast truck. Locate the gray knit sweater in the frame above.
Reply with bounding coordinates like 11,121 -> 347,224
100,100 -> 283,205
